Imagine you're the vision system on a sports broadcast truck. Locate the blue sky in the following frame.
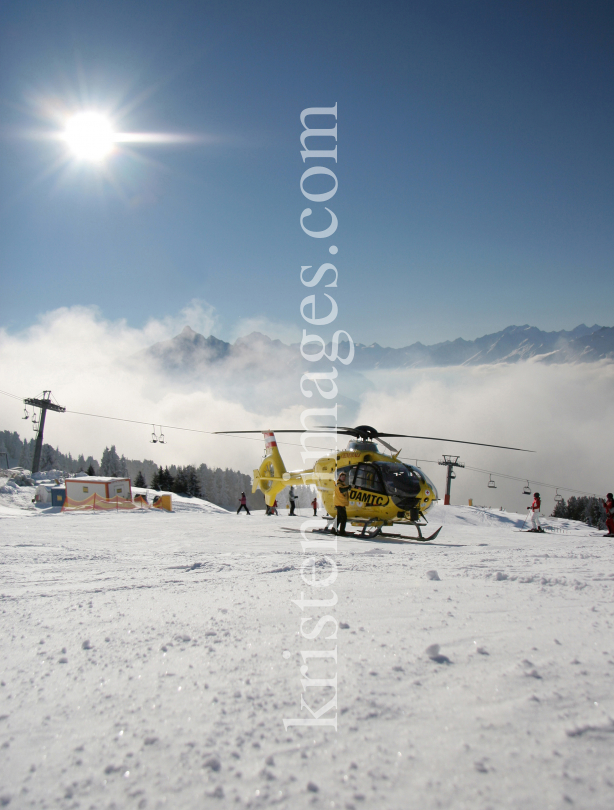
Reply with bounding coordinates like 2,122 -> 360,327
1,0 -> 612,347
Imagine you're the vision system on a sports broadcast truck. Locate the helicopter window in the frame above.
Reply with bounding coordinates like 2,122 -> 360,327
335,466 -> 353,484
375,462 -> 421,497
352,464 -> 385,493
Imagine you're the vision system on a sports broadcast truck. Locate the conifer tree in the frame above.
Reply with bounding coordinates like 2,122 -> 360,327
158,467 -> 174,491
173,467 -> 189,494
100,446 -> 121,476
186,465 -> 202,497
134,471 -> 147,488
40,444 -> 56,471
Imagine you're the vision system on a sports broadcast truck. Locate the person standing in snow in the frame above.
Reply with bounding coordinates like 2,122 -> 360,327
601,492 -> 614,537
271,498 -> 279,516
288,486 -> 297,516
311,496 -> 318,516
527,492 -> 543,532
333,471 -> 350,536
237,492 -> 250,515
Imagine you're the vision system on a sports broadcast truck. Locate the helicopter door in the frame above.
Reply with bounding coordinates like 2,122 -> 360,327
352,464 -> 386,493
348,464 -> 388,509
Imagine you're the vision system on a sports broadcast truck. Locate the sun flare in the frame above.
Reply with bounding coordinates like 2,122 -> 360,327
64,112 -> 115,161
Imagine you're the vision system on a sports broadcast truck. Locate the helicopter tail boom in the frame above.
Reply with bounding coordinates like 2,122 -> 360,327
253,431 -> 317,505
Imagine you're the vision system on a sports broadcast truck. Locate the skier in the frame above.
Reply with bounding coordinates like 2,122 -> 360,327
601,492 -> 614,537
288,485 -> 297,516
527,492 -> 543,532
333,471 -> 350,536
237,492 -> 250,515
311,496 -> 318,517
266,499 -> 279,516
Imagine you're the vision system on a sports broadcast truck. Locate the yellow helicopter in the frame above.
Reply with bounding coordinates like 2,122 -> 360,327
217,425 -> 531,541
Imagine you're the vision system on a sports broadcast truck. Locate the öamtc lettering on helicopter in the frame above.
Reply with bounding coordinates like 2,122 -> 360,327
349,490 -> 390,507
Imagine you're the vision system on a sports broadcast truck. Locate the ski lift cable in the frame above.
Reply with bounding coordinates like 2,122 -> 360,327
398,456 -> 596,497
0,387 -> 599,497
0,388 -> 343,453
460,464 -> 597,496
0,389 -> 24,401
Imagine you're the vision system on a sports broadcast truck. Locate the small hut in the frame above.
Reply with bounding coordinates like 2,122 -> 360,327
65,477 -> 132,503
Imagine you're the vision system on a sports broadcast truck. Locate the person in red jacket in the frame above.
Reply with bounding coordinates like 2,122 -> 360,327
237,492 -> 250,515
527,492 -> 544,532
311,497 -> 318,516
602,492 -> 614,537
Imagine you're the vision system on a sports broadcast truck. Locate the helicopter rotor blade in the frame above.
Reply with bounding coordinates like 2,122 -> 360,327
214,429 -> 353,435
215,430 -> 309,434
376,436 -> 400,454
376,434 -> 534,452
214,429 -> 533,452
301,426 -> 533,452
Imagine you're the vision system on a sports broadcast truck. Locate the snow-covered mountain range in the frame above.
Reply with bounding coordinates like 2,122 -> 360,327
141,323 -> 614,373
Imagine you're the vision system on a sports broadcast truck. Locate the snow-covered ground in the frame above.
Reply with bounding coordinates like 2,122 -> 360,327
1,482 -> 613,809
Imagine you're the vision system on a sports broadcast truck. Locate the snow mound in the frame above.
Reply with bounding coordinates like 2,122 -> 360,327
427,502 -> 590,535
132,487 -> 229,514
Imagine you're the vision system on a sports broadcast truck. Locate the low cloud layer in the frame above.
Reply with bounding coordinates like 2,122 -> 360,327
0,304 -> 300,473
356,363 -> 614,514
2,305 -> 612,517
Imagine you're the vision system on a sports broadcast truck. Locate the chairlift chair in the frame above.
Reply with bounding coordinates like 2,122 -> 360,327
158,426 -> 166,445
450,470 -> 456,479
554,488 -> 563,502
150,426 -> 158,444
488,474 -> 497,489
22,407 -> 29,420
522,480 -> 531,495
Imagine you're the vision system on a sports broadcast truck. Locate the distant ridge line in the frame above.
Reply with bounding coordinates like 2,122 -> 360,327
140,323 -> 613,372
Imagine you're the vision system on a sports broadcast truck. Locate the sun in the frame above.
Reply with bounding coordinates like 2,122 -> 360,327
64,112 -> 115,161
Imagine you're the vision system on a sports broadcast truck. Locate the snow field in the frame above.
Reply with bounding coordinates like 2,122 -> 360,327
1,492 -> 614,809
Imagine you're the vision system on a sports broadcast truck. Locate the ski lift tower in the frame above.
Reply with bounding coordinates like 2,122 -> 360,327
24,391 -> 66,474
438,455 -> 465,505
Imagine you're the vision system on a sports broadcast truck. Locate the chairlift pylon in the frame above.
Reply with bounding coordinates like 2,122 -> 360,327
150,425 -> 158,444
487,474 -> 497,489
522,480 -> 531,495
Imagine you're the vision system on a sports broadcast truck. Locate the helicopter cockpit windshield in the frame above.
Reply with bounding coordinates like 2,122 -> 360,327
374,462 -> 422,500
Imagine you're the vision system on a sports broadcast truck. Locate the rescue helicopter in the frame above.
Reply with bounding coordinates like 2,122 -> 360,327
216,425 -> 531,541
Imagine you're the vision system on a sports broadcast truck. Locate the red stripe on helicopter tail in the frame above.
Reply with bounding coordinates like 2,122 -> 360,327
263,431 -> 277,448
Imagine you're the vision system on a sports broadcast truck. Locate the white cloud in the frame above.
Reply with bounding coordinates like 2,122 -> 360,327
0,304 -> 286,472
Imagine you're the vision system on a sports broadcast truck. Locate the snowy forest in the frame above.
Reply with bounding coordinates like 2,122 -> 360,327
0,430 -> 265,511
551,494 -> 607,529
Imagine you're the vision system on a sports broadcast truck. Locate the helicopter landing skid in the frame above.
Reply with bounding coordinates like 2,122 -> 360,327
281,524 -> 442,542
379,525 -> 443,542
321,518 -> 442,542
